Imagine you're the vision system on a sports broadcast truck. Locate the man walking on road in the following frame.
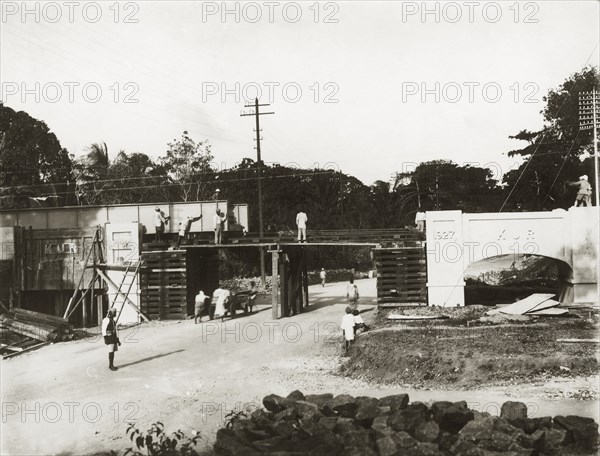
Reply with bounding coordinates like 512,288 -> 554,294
296,209 -> 308,243
320,268 -> 327,287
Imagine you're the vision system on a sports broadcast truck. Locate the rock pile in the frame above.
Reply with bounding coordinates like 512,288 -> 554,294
214,391 -> 599,455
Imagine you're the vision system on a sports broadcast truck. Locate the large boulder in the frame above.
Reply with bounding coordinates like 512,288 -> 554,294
372,416 -> 394,439
433,401 -> 474,434
287,390 -> 306,401
510,416 -> 552,434
289,400 -> 320,421
554,415 -> 599,451
379,394 -> 410,412
324,394 -> 357,418
354,403 -> 383,426
500,401 -> 528,421
305,393 -> 333,409
250,409 -> 273,428
318,416 -> 339,431
333,417 -> 357,435
376,435 -> 399,456
263,394 -> 289,413
413,420 -> 440,443
214,428 -> 260,456
271,420 -> 296,439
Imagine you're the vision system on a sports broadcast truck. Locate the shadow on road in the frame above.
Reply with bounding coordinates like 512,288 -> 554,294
117,349 -> 185,369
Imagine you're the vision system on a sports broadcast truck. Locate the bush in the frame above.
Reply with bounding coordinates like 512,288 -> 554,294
124,422 -> 201,456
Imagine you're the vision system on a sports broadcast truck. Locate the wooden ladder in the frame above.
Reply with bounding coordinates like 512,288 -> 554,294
113,261 -> 142,323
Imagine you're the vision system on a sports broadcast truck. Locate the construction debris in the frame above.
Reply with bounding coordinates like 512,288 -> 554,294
387,314 -> 449,320
3,308 -> 73,342
486,293 -> 568,317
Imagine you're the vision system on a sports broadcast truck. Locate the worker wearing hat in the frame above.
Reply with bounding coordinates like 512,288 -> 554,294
568,175 -> 592,207
101,308 -> 121,371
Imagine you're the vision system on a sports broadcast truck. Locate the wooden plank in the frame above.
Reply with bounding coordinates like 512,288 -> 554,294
498,294 -> 556,315
556,338 -> 599,343
2,341 -> 52,359
14,308 -> 69,326
528,307 -> 568,316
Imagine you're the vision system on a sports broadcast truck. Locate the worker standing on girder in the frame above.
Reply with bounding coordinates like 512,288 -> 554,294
213,209 -> 226,244
154,207 -> 169,242
568,175 -> 592,207
176,214 -> 202,248
296,209 -> 308,243
415,211 -> 426,232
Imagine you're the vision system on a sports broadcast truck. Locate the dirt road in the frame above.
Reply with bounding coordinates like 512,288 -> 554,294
2,278 -> 598,455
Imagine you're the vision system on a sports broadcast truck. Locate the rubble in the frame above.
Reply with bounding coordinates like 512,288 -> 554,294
213,392 -> 600,455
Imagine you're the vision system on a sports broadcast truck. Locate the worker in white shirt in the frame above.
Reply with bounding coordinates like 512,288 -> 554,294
415,211 -> 426,232
340,306 -> 356,353
213,209 -> 226,244
320,268 -> 327,287
296,210 -> 308,243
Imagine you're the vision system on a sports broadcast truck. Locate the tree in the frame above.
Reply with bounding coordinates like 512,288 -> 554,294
502,66 -> 600,211
73,142 -> 110,205
393,160 -> 502,223
160,131 -> 214,202
0,103 -> 73,208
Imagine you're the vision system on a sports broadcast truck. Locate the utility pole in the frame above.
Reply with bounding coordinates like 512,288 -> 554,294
241,98 -> 274,285
579,89 -> 600,307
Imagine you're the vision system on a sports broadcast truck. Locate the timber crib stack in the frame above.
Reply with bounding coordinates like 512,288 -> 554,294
140,251 -> 187,320
374,243 -> 427,307
6,308 -> 73,342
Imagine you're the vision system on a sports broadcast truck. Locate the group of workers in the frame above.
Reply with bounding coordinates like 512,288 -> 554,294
193,281 -> 258,324
152,207 -> 228,246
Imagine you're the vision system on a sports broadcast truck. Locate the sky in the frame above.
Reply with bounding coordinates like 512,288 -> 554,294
1,1 -> 599,185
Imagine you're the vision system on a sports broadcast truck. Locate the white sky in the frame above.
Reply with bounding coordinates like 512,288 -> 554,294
1,1 -> 599,185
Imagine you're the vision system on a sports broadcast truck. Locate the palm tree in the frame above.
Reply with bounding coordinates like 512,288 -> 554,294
73,142 -> 110,205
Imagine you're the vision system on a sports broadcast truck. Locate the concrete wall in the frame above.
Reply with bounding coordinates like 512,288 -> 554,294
0,201 -> 249,234
426,207 -> 598,307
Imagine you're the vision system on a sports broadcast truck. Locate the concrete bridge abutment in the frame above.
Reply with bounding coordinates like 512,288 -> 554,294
425,207 -> 599,307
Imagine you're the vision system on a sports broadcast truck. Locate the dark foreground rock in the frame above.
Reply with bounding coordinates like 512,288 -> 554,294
214,393 -> 599,455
